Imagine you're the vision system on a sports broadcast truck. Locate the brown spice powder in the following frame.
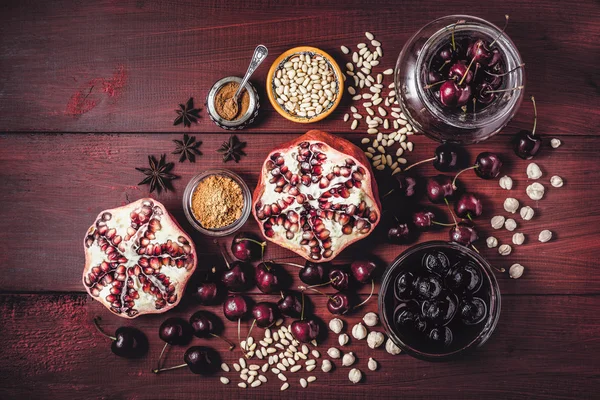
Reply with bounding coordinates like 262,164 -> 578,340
214,81 -> 250,121
191,175 -> 244,229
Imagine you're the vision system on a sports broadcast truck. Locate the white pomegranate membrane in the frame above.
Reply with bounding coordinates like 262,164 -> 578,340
253,131 -> 381,262
83,198 -> 196,318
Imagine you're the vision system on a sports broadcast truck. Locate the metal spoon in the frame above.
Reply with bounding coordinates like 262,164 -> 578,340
225,44 -> 268,119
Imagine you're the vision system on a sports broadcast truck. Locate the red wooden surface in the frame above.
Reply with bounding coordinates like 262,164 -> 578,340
1,0 -> 599,399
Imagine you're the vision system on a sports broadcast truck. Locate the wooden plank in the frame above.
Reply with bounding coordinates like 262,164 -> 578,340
0,293 -> 598,399
0,132 -> 598,295
0,0 -> 598,134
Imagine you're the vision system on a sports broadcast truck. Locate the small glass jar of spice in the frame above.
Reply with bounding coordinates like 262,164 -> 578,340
206,77 -> 260,130
182,169 -> 251,236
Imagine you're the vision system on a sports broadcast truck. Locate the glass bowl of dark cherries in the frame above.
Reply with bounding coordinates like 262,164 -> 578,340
395,15 -> 525,144
379,241 -> 501,361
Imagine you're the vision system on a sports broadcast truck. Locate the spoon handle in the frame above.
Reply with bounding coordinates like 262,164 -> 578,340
234,45 -> 268,100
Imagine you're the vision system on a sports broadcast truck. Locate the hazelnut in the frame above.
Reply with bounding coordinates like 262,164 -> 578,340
486,236 -> 498,248
527,163 -> 543,180
367,331 -> 385,349
520,206 -> 535,220
499,175 -> 513,190
348,368 -> 362,384
328,318 -> 344,334
385,338 -> 401,355
505,218 -> 517,231
498,244 -> 512,256
342,352 -> 356,367
321,359 -> 333,372
538,230 -> 553,243
509,263 -> 524,279
327,347 -> 341,359
363,312 -> 379,327
368,357 -> 378,371
512,232 -> 525,245
504,198 -> 519,213
338,333 -> 349,346
351,323 -> 367,340
526,182 -> 545,200
550,175 -> 564,188
550,138 -> 562,148
491,215 -> 505,229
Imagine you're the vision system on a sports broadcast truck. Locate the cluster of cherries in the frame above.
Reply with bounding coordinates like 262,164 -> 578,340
426,16 -> 524,111
383,142 -> 503,260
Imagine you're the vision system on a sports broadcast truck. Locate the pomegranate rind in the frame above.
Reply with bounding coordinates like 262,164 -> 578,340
252,130 -> 381,262
82,198 -> 197,319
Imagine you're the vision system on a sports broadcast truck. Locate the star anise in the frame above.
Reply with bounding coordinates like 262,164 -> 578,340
174,97 -> 201,127
135,154 -> 179,193
172,133 -> 202,163
217,134 -> 247,163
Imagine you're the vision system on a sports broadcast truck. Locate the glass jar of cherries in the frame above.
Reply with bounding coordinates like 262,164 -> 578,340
394,15 -> 525,144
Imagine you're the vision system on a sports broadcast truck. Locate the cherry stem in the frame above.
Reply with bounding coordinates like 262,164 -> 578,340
210,333 -> 235,351
438,60 -> 451,72
235,238 -> 267,261
484,63 -> 525,77
277,261 -> 305,269
244,319 -> 256,357
459,42 -> 480,86
444,197 -> 458,227
93,317 -> 116,341
489,14 -> 510,48
300,291 -> 305,321
484,85 -> 524,94
530,96 -> 537,136
467,214 -> 473,221
424,80 -> 446,90
305,278 -> 337,289
220,249 -> 231,270
156,341 -> 169,370
404,156 -> 436,171
299,285 -> 334,302
237,318 -> 241,353
452,165 -> 478,190
382,189 -> 395,199
431,221 -> 456,227
152,363 -> 186,374
353,280 -> 375,309
450,19 -> 465,51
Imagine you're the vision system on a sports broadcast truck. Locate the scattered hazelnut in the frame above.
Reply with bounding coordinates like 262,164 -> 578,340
486,236 -> 498,248
348,368 -> 362,384
538,230 -> 553,243
367,331 -> 385,349
385,338 -> 401,355
509,263 -> 524,279
321,359 -> 332,372
351,323 -> 367,340
550,138 -> 562,148
368,357 -> 378,371
505,218 -> 517,231
499,175 -> 513,190
520,206 -> 534,220
363,312 -> 379,327
491,215 -> 505,229
338,333 -> 349,346
342,352 -> 356,367
498,244 -> 512,256
526,182 -> 545,200
504,198 -> 519,213
512,232 -> 525,245
327,347 -> 341,359
527,163 -> 542,180
329,318 -> 344,334
550,175 -> 564,188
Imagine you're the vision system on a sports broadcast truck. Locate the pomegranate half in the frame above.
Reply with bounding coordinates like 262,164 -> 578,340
252,130 -> 381,262
83,198 -> 197,318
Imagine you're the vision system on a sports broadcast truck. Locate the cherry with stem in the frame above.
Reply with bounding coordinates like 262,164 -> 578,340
93,317 -> 148,359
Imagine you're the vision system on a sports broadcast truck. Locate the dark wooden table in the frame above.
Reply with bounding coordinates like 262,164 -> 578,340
1,1 -> 599,398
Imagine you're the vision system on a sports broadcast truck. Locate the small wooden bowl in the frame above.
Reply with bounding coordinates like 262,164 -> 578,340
266,46 -> 344,124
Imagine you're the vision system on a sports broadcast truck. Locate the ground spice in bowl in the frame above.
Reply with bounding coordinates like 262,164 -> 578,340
214,82 -> 250,121
191,175 -> 244,229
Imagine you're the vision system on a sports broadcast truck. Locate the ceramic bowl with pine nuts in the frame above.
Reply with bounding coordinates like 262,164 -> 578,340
267,46 -> 344,123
